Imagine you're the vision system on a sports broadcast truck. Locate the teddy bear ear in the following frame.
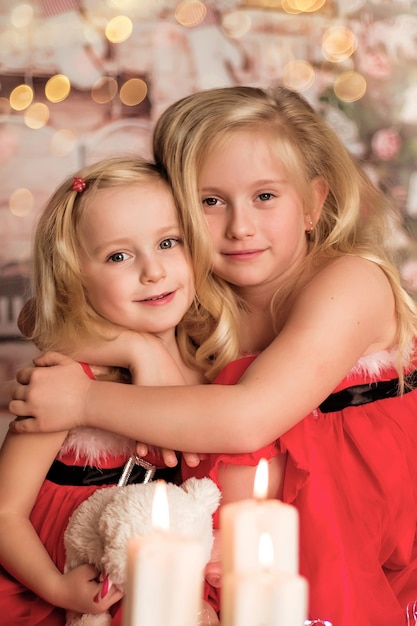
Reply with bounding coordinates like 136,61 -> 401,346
181,477 -> 221,515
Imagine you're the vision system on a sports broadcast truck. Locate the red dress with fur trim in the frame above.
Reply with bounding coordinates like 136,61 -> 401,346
0,364 -> 166,626
183,352 -> 417,626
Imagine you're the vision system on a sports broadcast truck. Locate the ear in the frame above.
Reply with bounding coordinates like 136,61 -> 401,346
305,175 -> 328,228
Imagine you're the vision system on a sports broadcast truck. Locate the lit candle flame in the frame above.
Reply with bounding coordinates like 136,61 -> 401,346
151,480 -> 170,531
253,458 -> 269,500
258,532 -> 274,570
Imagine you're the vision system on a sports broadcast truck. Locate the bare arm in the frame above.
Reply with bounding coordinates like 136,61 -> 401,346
0,431 -> 122,612
9,258 -> 398,452
79,331 -> 204,466
0,431 -> 66,597
67,330 -> 189,386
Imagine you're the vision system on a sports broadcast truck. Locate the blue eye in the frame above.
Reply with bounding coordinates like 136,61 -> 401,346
108,252 -> 128,263
160,237 -> 180,250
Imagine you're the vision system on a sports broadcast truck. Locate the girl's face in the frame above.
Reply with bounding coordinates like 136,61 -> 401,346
79,181 -> 194,341
198,130 -> 324,299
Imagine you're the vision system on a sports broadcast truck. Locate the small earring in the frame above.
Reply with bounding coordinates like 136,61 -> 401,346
305,219 -> 314,238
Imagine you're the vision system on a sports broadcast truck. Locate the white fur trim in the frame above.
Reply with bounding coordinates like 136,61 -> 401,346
65,610 -> 111,626
58,427 -> 136,466
352,344 -> 413,378
352,350 -> 398,377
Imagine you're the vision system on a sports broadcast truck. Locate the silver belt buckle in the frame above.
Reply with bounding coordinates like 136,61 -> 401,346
118,455 -> 156,486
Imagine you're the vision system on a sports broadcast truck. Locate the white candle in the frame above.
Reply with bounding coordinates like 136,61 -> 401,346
222,567 -> 308,626
222,533 -> 308,626
220,458 -> 299,577
122,481 -> 206,626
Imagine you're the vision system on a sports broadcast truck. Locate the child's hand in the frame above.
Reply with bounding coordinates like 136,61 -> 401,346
10,352 -> 92,432
56,565 -> 123,613
66,329 -> 155,372
204,530 -> 222,589
182,451 -> 207,467
198,600 -> 220,624
135,442 -> 206,468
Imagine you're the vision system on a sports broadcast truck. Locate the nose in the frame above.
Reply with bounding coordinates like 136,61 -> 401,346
226,204 -> 255,240
139,254 -> 166,284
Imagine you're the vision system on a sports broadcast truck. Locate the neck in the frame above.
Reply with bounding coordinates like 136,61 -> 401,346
239,307 -> 277,354
158,332 -> 204,385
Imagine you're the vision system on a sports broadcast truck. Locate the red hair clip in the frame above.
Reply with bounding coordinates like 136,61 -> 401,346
72,177 -> 86,192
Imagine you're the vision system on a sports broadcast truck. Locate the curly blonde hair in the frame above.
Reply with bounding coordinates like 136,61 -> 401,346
153,86 -> 417,384
30,155 -> 230,380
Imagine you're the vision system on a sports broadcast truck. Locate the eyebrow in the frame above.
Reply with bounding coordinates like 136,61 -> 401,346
199,178 -> 288,191
89,225 -> 182,255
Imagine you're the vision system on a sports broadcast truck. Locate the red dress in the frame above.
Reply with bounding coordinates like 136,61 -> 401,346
0,364 -> 165,626
183,352 -> 417,626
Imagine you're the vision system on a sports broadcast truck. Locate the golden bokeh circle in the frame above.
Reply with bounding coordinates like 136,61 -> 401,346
282,60 -> 315,92
119,78 -> 147,106
175,1 -> 207,28
10,85 -> 33,111
45,75 -> 71,103
24,103 -> 50,129
50,128 -> 78,157
9,188 -> 34,217
105,15 -> 133,44
334,71 -> 367,102
91,77 -> 119,104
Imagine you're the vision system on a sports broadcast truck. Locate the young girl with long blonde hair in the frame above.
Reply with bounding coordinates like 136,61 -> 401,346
1,155 -> 229,625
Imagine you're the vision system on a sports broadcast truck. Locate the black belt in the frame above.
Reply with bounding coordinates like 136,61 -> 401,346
319,370 -> 417,413
45,455 -> 179,487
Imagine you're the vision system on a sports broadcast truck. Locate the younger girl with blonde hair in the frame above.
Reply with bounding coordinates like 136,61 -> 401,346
1,155 -> 228,625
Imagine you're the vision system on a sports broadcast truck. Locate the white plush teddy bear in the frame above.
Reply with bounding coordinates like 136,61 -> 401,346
64,477 -> 221,626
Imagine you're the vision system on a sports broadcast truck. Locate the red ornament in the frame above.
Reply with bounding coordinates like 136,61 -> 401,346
72,177 -> 86,192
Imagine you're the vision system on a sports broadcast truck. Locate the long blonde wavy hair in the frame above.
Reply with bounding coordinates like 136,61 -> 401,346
30,156 -> 228,380
153,85 -> 417,383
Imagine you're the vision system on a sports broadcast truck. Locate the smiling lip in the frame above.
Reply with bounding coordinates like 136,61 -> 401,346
139,291 -> 175,305
223,249 -> 264,260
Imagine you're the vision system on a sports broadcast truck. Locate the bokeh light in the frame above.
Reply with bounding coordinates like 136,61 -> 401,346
9,188 -> 34,217
282,60 -> 315,92
334,71 -> 367,102
50,129 -> 78,157
119,78 -> 147,106
105,15 -> 133,43
91,77 -> 119,104
24,103 -> 50,129
45,75 -> 71,103
175,0 -> 207,28
9,84 -> 33,111
222,10 -> 252,38
293,0 -> 326,11
281,0 -> 302,15
322,26 -> 357,62
10,3 -> 33,28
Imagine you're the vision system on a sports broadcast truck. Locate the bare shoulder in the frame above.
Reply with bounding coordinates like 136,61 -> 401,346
306,255 -> 394,304
319,253 -> 388,277
290,255 -> 397,353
